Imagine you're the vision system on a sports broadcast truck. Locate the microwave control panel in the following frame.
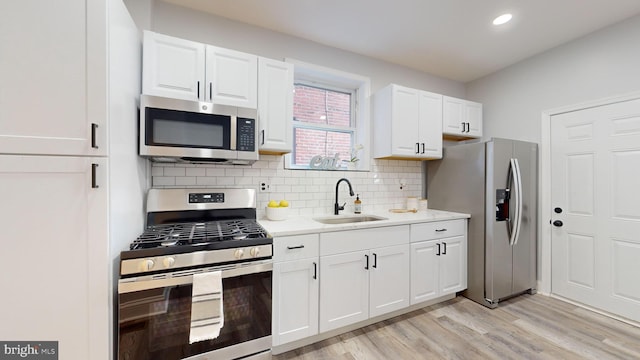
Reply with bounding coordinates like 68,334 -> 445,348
236,118 -> 255,152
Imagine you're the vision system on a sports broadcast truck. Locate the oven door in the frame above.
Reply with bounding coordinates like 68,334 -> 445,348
118,260 -> 272,360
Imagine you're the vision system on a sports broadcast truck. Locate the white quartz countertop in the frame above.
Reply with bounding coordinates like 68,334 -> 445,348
258,209 -> 470,237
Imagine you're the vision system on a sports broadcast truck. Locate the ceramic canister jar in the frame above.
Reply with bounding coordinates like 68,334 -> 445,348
406,197 -> 418,211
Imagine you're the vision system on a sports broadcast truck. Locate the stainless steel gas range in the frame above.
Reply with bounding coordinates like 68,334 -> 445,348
118,188 -> 273,360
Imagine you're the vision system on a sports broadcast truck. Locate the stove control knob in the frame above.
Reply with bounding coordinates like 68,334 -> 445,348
250,247 -> 260,257
163,257 -> 175,268
141,259 -> 155,271
234,249 -> 245,259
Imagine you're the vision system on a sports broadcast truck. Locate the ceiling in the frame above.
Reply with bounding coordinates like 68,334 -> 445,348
163,0 -> 640,83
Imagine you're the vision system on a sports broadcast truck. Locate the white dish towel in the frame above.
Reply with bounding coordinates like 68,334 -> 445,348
189,271 -> 224,344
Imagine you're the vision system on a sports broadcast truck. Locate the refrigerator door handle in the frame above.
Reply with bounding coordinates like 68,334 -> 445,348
508,158 -> 523,246
512,158 -> 523,245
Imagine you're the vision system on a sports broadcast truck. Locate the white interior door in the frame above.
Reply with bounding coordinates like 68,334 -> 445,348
551,98 -> 640,322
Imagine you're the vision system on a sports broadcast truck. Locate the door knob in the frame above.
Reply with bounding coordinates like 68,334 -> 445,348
554,207 -> 563,214
553,220 -> 563,227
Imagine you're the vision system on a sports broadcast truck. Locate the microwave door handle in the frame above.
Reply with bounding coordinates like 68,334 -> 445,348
118,261 -> 272,294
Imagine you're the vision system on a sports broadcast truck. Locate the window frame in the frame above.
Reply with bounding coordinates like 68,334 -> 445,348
284,59 -> 371,172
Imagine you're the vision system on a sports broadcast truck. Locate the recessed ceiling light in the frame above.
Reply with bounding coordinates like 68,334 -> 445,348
493,13 -> 513,26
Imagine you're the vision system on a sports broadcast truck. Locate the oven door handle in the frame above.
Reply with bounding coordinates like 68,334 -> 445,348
118,261 -> 272,294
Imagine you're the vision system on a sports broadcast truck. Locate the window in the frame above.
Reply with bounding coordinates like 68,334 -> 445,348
292,83 -> 355,168
285,60 -> 370,171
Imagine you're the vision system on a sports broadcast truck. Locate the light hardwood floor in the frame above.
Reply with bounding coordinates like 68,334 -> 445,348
274,294 -> 640,360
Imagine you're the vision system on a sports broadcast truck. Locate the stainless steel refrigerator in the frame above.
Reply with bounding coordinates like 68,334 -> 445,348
425,138 -> 537,308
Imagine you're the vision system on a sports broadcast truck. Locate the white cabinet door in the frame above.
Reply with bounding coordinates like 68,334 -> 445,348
273,258 -> 319,346
319,251 -> 369,332
419,91 -> 443,158
206,46 -> 257,108
443,96 -> 482,138
258,58 -> 293,153
465,101 -> 483,138
391,85 -> 421,157
142,31 -> 205,102
0,155 -> 108,360
369,244 -> 410,317
373,84 -> 443,159
439,235 -> 467,294
0,0 -> 107,157
443,96 -> 465,135
410,241 -> 439,304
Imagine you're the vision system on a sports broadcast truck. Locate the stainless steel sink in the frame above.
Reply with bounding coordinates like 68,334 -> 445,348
312,215 -> 388,224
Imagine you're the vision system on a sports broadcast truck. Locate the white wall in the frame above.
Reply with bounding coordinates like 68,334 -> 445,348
108,1 -> 147,356
466,14 -> 640,143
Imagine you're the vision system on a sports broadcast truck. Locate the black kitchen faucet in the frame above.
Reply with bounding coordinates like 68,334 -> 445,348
334,178 -> 355,215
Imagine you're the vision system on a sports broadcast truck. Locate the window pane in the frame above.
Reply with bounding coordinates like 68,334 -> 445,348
294,84 -> 351,127
294,128 -> 352,166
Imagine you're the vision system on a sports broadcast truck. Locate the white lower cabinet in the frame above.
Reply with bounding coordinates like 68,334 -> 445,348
319,226 -> 410,333
271,220 -> 467,349
319,251 -> 370,331
0,155 -> 108,359
272,234 -> 319,346
410,220 -> 468,304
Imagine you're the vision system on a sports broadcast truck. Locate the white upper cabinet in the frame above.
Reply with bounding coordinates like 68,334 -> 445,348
142,31 -> 205,102
206,46 -> 258,108
443,96 -> 483,138
143,31 -> 258,108
258,58 -> 293,153
420,91 -> 444,157
0,0 -> 107,157
373,84 -> 442,159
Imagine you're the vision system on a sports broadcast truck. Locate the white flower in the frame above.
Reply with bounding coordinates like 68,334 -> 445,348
349,144 -> 364,163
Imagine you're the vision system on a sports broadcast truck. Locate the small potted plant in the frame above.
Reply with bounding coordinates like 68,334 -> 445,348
343,144 -> 363,170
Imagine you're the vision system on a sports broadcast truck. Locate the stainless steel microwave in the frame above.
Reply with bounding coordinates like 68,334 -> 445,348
139,95 -> 258,164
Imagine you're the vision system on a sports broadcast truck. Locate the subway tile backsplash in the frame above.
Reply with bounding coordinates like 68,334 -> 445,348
151,155 -> 423,219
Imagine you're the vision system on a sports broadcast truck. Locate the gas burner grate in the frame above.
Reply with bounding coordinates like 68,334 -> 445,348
130,219 -> 269,250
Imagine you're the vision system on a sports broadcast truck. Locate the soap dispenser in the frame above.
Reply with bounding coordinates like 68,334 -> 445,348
354,194 -> 362,214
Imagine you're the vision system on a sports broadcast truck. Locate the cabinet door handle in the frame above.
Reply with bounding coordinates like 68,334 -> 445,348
421,142 -> 425,154
91,163 -> 99,189
261,130 -> 265,145
373,253 -> 377,268
443,242 -> 447,255
197,81 -> 200,99
435,228 -> 447,232
467,122 -> 471,133
313,262 -> 317,280
415,142 -> 420,154
91,123 -> 99,149
210,82 -> 213,101
286,245 -> 304,250
365,254 -> 369,270
436,243 -> 441,256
